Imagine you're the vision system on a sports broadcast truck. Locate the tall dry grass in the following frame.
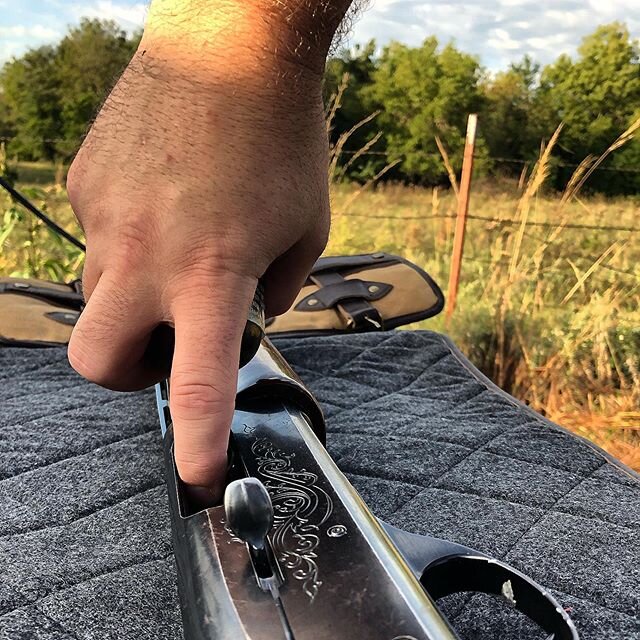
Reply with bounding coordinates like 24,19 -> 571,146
329,118 -> 640,470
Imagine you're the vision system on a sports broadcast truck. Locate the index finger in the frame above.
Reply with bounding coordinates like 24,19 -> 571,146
168,270 -> 258,496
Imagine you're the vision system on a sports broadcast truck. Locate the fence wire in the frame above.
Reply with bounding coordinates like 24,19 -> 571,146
3,136 -> 640,174
333,148 -> 640,174
338,209 -> 638,280
340,211 -> 639,233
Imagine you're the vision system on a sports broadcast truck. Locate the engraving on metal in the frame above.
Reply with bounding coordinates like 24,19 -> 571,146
250,436 -> 334,601
221,518 -> 244,545
327,525 -> 347,538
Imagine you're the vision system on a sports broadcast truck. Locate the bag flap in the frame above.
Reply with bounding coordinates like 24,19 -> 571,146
310,252 -> 397,275
267,253 -> 444,338
0,291 -> 79,347
0,277 -> 84,310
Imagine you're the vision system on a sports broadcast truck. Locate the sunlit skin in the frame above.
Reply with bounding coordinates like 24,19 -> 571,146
66,0 -> 355,502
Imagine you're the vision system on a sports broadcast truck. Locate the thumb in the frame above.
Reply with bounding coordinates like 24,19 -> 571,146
168,270 -> 258,496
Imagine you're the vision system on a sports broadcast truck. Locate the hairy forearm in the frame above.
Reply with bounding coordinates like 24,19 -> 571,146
143,0 -> 356,75
70,2 -> 343,494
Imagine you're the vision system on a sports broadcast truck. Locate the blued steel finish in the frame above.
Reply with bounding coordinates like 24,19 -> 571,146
163,407 -> 458,640
163,429 -> 249,640
158,339 -> 580,640
236,339 -> 325,441
382,524 -> 579,640
240,283 -> 265,368
156,339 -> 324,441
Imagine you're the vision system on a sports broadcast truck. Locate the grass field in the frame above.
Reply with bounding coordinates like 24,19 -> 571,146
330,176 -> 639,469
1,160 -> 639,470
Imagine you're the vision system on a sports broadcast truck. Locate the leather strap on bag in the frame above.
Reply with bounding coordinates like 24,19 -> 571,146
0,253 -> 444,346
0,279 -> 84,309
308,271 -> 384,330
267,252 -> 444,338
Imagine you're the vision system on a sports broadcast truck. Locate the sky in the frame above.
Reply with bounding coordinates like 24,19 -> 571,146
0,0 -> 638,70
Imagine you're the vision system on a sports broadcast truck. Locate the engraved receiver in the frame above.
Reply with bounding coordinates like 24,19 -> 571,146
155,338 -> 579,640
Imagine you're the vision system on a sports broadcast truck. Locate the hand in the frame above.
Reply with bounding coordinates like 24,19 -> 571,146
66,3 -> 335,498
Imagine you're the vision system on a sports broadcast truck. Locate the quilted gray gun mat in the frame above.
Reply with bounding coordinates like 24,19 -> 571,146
1,331 -> 639,640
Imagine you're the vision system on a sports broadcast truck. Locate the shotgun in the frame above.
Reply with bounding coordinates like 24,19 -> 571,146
155,291 -> 579,640
0,163 -> 579,638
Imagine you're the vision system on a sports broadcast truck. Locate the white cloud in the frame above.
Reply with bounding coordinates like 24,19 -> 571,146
0,40 -> 26,60
349,0 -> 640,70
0,25 -> 60,39
0,0 -> 638,69
488,28 -> 522,52
0,1 -> 145,63
68,0 -> 146,31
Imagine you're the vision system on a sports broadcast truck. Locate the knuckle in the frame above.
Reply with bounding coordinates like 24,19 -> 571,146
66,155 -> 100,236
168,260 -> 256,306
170,377 -> 231,419
317,217 -> 331,249
65,160 -> 83,208
66,178 -> 89,236
113,218 -> 157,265
167,229 -> 271,284
67,333 -> 111,387
171,259 -> 226,289
309,230 -> 329,259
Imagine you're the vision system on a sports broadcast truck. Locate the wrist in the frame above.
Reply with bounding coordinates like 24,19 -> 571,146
143,0 -> 349,77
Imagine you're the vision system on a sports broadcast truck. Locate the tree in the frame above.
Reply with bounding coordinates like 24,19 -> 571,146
540,23 -> 640,192
1,18 -> 638,194
55,19 -> 140,157
367,38 -> 485,184
0,19 -> 139,161
0,91 -> 15,140
480,55 -> 556,168
1,46 -> 61,160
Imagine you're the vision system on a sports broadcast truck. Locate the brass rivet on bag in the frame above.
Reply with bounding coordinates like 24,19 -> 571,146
307,298 -> 319,306
368,285 -> 380,294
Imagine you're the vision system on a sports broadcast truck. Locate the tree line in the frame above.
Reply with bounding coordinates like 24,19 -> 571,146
1,19 -> 639,193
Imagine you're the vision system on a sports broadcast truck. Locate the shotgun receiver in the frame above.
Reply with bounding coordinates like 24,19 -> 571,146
155,339 -> 579,640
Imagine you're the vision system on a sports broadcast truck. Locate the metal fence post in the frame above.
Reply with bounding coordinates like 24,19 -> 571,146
446,113 -> 477,323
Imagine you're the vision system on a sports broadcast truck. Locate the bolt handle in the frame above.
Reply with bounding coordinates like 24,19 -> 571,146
224,478 -> 274,550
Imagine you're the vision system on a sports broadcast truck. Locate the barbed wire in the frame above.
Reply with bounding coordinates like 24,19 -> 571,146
466,214 -> 638,233
339,209 -> 639,278
339,211 -> 639,233
340,212 -> 449,220
3,135 -> 640,175
463,251 -> 638,279
335,148 -> 640,174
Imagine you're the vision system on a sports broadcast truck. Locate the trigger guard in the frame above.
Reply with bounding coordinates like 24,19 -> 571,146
420,554 -> 578,640
380,521 -> 579,640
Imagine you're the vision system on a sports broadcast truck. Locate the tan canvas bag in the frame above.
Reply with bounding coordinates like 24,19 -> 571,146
266,252 -> 443,337
0,254 -> 443,346
0,277 -> 83,347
